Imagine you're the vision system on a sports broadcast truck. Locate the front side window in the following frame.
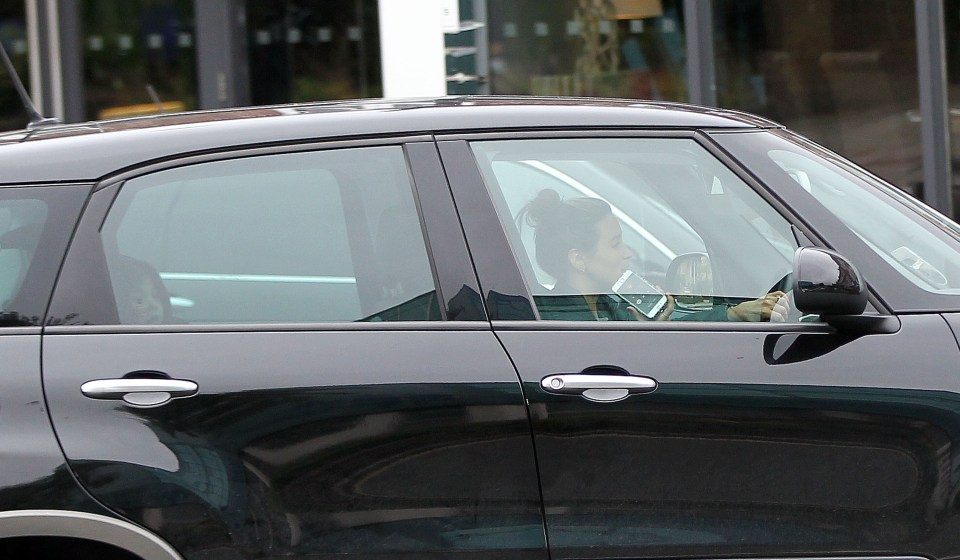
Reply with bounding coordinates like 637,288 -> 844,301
100,146 -> 438,324
471,137 -> 801,323
713,129 -> 960,313
761,134 -> 960,295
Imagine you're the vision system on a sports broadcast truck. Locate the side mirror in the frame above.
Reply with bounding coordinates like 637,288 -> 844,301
792,247 -> 867,316
792,247 -> 899,334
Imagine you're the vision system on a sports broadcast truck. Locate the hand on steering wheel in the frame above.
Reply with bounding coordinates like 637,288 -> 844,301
727,290 -> 790,322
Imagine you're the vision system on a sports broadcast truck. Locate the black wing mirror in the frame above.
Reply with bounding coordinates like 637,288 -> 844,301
793,247 -> 898,334
792,247 -> 867,315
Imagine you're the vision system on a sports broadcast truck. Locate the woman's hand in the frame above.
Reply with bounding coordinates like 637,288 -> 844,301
727,291 -> 790,322
626,293 -> 676,321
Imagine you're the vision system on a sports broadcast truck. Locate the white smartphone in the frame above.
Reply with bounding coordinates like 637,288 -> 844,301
612,270 -> 668,319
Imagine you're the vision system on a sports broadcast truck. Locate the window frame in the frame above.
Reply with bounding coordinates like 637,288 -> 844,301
0,183 -> 90,333
45,136 -> 486,333
438,128 -> 878,331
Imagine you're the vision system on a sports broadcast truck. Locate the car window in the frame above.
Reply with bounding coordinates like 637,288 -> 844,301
471,138 -> 803,323
99,146 -> 439,324
0,199 -> 48,323
768,144 -> 960,295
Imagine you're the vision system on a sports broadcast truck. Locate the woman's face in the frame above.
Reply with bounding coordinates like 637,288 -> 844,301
581,214 -> 632,291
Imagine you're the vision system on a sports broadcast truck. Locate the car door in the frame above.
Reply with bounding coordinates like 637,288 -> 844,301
439,132 -> 960,560
41,140 -> 547,559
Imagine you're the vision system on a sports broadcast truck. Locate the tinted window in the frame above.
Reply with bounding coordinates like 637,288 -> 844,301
472,138 -> 802,323
98,146 -> 438,324
0,200 -> 47,311
713,129 -> 960,312
768,141 -> 960,294
0,186 -> 88,327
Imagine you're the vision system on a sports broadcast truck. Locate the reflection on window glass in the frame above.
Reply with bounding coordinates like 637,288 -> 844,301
714,0 -> 920,197
246,0 -> 381,104
944,0 -> 960,218
0,200 -> 48,322
82,0 -> 196,120
444,0 -> 484,95
0,3 -> 28,131
486,0 -> 686,100
764,138 -> 960,295
102,147 -> 437,324
472,138 -> 800,324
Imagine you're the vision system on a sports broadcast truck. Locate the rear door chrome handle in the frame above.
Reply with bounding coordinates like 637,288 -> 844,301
541,374 -> 657,402
81,378 -> 198,407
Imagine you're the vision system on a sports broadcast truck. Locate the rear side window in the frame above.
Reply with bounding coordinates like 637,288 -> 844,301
0,186 -> 87,327
61,146 -> 439,325
0,200 -> 48,313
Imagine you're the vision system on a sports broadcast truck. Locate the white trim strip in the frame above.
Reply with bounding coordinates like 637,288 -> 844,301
160,272 -> 357,284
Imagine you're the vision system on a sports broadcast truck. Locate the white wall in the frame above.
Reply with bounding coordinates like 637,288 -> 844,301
377,0 -> 447,98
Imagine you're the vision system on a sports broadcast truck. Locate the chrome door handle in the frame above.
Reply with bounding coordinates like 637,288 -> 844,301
541,374 -> 657,402
81,378 -> 198,407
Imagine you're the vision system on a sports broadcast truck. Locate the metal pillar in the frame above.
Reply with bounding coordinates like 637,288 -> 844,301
26,0 -> 61,120
195,0 -> 249,109
23,0 -> 82,123
684,0 -> 715,107
915,0 -> 953,215
57,0 -> 83,122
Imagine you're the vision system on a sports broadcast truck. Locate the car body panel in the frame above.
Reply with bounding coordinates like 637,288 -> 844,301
42,329 -> 546,559
0,335 -> 114,515
489,295 -> 960,560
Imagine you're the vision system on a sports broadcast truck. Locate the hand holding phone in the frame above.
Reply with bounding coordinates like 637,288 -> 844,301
612,270 -> 668,320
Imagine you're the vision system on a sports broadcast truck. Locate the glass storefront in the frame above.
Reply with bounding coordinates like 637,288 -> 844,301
81,0 -> 196,120
445,0 -> 483,95
713,0 -> 922,197
246,0 -> 381,105
0,2 -> 28,131
944,0 -> 960,215
4,0 -> 959,218
485,0 -> 686,100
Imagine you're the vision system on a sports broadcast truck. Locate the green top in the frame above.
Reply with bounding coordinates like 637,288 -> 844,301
534,291 -> 730,322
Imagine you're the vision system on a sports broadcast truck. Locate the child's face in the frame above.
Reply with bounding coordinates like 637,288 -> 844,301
126,277 -> 165,324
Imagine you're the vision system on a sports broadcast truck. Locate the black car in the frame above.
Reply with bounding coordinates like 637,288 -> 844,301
2,96 -> 960,560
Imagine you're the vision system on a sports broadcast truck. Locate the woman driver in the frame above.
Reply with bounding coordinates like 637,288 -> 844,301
519,189 -> 788,322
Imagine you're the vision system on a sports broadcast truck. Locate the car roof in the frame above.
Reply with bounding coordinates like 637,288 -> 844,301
0,96 -> 781,183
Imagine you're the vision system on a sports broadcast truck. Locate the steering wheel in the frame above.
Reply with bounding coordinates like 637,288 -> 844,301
766,272 -> 804,322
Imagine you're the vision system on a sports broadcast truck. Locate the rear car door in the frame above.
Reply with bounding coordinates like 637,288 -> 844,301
41,140 -> 546,559
440,132 -> 960,560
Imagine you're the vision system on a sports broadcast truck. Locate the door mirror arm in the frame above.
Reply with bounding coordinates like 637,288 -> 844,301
819,313 -> 900,335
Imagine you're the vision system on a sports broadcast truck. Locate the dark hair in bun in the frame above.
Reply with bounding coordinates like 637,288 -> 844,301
518,189 -> 612,281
